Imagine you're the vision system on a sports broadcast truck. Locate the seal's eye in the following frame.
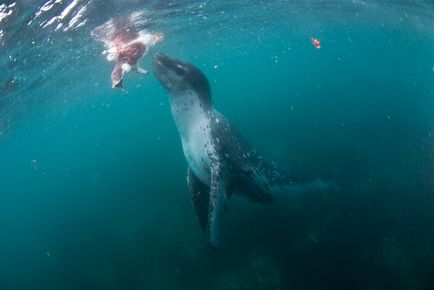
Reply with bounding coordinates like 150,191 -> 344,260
174,64 -> 186,75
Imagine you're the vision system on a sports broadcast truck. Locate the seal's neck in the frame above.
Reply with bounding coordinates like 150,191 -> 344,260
169,91 -> 211,138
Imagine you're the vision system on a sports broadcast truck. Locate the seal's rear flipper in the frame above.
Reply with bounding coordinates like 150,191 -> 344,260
187,168 -> 209,232
271,178 -> 335,200
255,160 -> 335,200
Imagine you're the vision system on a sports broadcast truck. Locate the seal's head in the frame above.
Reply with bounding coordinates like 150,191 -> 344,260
153,53 -> 211,107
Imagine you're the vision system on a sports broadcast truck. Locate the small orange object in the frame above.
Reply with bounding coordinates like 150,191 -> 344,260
311,37 -> 321,49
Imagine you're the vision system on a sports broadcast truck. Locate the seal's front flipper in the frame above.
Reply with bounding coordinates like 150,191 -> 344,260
207,162 -> 228,248
133,66 -> 148,75
187,168 -> 209,231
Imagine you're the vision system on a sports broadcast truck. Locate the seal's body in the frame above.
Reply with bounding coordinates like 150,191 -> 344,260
153,53 -> 330,247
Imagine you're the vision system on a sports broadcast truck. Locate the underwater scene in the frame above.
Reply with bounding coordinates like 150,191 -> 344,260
1,0 -> 434,289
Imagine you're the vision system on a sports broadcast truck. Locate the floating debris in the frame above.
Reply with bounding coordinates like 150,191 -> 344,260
311,37 -> 321,49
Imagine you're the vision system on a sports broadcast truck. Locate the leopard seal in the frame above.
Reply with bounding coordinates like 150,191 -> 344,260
153,53 -> 331,247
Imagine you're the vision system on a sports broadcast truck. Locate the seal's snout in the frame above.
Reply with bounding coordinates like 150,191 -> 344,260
153,53 -> 171,70
152,53 -> 165,74
153,52 -> 168,60
153,53 -> 182,82
153,53 -> 185,72
153,52 -> 164,62
153,53 -> 175,90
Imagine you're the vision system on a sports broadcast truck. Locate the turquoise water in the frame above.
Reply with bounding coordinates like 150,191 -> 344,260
1,1 -> 434,289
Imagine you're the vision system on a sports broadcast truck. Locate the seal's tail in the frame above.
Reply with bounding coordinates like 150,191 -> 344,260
269,178 -> 334,200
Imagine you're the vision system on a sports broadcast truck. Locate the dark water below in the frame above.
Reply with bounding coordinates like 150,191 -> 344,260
1,1 -> 434,289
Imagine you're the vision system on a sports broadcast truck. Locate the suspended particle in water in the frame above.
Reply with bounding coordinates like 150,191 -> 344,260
30,159 -> 38,170
273,55 -> 279,63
